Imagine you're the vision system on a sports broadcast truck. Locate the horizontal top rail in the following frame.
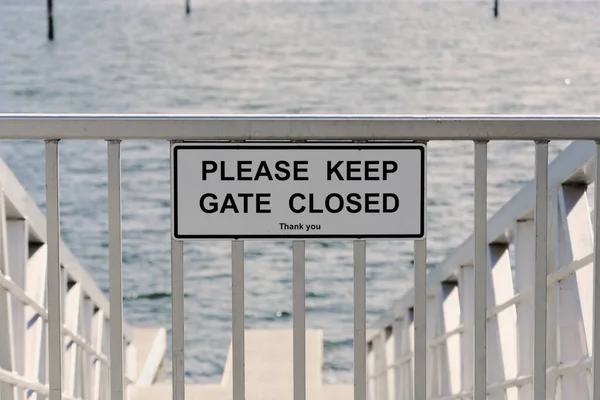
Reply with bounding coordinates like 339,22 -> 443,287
1,114 -> 600,140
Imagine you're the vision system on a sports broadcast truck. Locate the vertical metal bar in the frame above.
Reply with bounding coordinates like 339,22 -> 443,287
107,140 -> 124,400
354,240 -> 367,400
473,140 -> 488,400
293,240 -> 306,400
171,239 -> 185,400
594,141 -> 600,400
232,240 -> 245,400
6,220 -> 27,380
171,140 -> 185,400
533,141 -> 549,400
413,239 -> 427,400
46,140 -> 62,400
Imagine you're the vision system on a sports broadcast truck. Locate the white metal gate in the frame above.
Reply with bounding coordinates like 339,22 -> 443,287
1,115 -> 600,400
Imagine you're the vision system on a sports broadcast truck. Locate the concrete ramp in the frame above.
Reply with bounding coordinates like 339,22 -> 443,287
135,329 -> 352,399
134,384 -> 353,399
221,329 -> 323,389
135,328 -> 167,386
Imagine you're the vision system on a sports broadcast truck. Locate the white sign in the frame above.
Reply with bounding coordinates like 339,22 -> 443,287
171,143 -> 426,239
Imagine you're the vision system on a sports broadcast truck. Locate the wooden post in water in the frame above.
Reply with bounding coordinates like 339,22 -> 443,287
493,0 -> 499,18
47,0 -> 54,40
186,0 -> 191,15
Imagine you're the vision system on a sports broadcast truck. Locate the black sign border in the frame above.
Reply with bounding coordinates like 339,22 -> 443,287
172,144 -> 425,240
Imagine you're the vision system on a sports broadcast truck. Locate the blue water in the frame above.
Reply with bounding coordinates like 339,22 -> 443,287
1,0 -> 599,383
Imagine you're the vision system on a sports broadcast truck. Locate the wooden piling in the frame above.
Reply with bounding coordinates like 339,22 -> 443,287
186,0 -> 190,15
493,0 -> 499,18
47,0 -> 54,41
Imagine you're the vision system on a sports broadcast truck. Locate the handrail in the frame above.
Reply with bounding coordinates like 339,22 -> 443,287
0,268 -> 109,364
0,155 -> 134,341
0,150 -> 142,399
367,138 -> 598,399
373,139 -> 595,329
1,114 -> 600,140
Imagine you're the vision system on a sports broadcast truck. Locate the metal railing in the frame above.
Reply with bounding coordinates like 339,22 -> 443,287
368,139 -> 600,400
1,115 -> 600,400
0,138 -> 136,400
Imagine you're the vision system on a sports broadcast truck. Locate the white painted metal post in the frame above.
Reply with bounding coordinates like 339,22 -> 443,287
595,141 -> 600,400
6,219 -> 27,390
293,240 -> 306,400
459,265 -> 475,395
92,310 -> 105,400
107,140 -> 124,400
0,195 -> 16,400
533,141 -> 548,400
354,240 -> 367,400
45,140 -> 62,400
414,239 -> 427,400
171,140 -> 185,400
171,239 -> 185,400
232,240 -> 245,400
473,140 -> 488,400
514,220 -> 535,400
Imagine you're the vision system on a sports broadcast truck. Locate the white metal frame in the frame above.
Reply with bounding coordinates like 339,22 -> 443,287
0,115 -> 599,400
